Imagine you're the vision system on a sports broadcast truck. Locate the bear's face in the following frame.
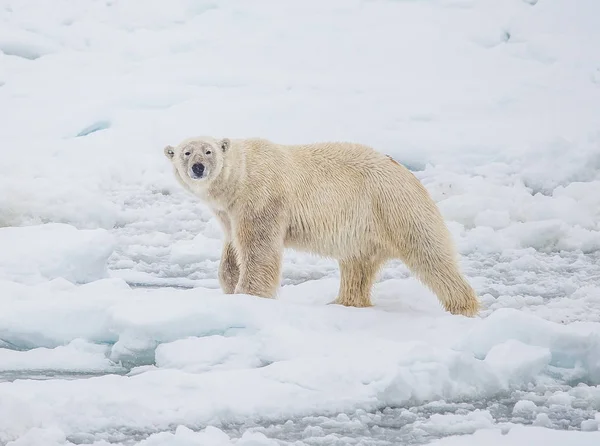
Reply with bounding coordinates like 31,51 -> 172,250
164,137 -> 230,189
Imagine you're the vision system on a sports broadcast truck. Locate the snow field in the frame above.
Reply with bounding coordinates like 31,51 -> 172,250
429,425 -> 600,446
1,0 -> 600,444
1,273 -> 600,443
0,224 -> 114,285
7,425 -> 600,446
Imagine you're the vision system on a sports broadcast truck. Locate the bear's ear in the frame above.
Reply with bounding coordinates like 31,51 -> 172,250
220,138 -> 230,152
164,145 -> 175,159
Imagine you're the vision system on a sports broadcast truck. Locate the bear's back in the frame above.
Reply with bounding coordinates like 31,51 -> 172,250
262,141 -> 418,257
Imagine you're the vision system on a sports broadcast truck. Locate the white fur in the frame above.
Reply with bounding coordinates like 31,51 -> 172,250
165,137 -> 480,316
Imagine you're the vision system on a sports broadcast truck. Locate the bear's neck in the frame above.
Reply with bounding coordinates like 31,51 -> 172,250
207,143 -> 245,210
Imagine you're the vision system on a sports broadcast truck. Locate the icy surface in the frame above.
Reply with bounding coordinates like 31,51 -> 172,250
1,0 -> 600,444
0,223 -> 115,284
429,425 -> 600,445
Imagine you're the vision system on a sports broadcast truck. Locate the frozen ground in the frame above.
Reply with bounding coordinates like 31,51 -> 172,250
1,0 -> 600,444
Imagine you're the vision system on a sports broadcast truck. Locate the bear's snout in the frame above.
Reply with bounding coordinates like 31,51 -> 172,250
191,163 -> 205,178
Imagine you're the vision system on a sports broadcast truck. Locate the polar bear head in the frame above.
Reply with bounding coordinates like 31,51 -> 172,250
164,136 -> 230,189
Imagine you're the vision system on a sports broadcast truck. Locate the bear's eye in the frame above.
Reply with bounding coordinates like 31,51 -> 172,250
205,150 -> 211,155
184,151 -> 191,156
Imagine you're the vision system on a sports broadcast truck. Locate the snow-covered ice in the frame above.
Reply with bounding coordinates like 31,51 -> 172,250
0,223 -> 114,284
1,0 -> 600,444
429,425 -> 600,446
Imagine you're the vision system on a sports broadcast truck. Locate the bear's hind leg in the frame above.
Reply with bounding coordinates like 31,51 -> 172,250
334,258 -> 382,308
219,241 -> 239,294
401,248 -> 480,317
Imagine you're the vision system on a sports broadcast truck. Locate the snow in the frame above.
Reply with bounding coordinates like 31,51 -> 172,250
1,0 -> 600,444
484,340 -> 552,386
429,425 -> 600,446
0,339 -> 122,374
581,419 -> 599,432
512,400 -> 538,417
0,223 -> 115,285
2,281 -> 600,444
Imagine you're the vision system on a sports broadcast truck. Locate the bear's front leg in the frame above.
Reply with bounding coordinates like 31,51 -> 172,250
233,215 -> 284,299
219,241 -> 239,294
214,211 -> 240,294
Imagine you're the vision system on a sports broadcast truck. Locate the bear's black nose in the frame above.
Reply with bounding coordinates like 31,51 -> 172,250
192,163 -> 205,177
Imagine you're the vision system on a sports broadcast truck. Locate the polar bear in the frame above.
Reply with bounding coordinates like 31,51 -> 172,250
164,136 -> 480,317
